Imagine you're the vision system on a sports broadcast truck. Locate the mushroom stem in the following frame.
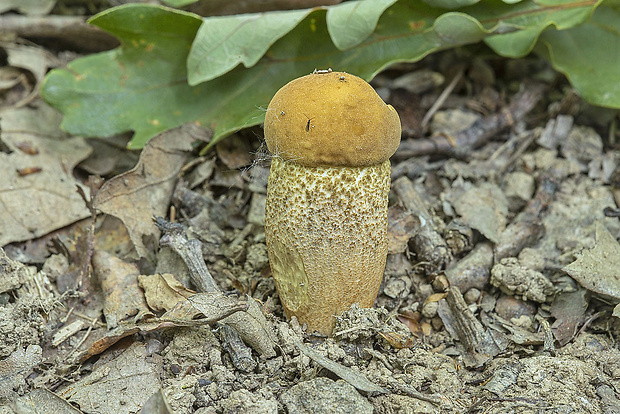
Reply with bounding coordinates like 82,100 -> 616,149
265,157 -> 390,334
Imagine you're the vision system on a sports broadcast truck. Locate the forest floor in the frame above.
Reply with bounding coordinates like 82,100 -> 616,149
1,3 -> 620,414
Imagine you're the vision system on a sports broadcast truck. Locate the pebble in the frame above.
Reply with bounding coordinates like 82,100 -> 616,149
495,295 -> 537,321
422,301 -> 439,319
432,274 -> 450,292
281,377 -> 372,414
417,283 -> 434,298
383,276 -> 412,299
431,316 -> 444,331
464,288 -> 481,304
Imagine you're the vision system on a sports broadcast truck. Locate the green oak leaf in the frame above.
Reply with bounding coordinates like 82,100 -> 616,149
41,0 -> 605,150
188,0 -> 398,85
481,0 -> 599,58
536,4 -> 620,107
326,0 -> 397,50
187,8 -> 313,85
161,0 -> 198,7
427,12 -> 487,45
41,4 -> 204,148
42,1 -> 447,149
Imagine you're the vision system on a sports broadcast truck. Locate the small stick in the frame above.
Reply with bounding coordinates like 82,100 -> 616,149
0,15 -> 118,52
395,82 -> 546,159
218,323 -> 257,372
494,174 -> 558,261
392,177 -> 451,273
155,217 -> 276,357
156,218 -> 219,293
385,380 -> 446,406
421,69 -> 464,128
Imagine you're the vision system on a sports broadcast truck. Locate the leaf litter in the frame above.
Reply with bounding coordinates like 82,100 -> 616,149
2,31 -> 620,414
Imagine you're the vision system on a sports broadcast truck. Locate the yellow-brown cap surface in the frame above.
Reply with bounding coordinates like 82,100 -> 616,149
264,71 -> 401,167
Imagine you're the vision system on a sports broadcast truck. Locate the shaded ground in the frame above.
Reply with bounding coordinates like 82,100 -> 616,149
1,4 -> 620,414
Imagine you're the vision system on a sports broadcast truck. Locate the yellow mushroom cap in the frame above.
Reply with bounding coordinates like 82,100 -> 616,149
264,71 -> 401,167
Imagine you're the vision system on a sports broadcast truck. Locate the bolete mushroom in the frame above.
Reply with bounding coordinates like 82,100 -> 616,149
264,70 -> 401,335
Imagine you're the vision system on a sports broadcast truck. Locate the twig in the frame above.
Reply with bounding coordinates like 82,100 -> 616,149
0,15 -> 118,52
385,380 -> 446,406
66,317 -> 98,363
575,311 -> 604,339
395,82 -> 546,159
421,69 -> 464,128
494,173 -> 558,261
437,287 -> 503,368
156,218 -> 219,293
218,323 -> 257,372
76,176 -> 103,289
535,315 -> 556,355
155,217 -> 276,357
392,176 -> 451,274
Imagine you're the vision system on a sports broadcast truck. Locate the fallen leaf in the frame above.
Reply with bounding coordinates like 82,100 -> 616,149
563,221 -> 620,301
140,389 -> 174,414
58,342 -> 161,414
449,182 -> 508,243
0,345 -> 42,400
424,292 -> 448,304
13,388 -> 83,414
1,42 -> 52,108
215,134 -> 252,169
94,124 -> 207,259
0,102 -> 92,246
0,0 -> 55,15
397,311 -> 422,337
138,273 -> 195,313
92,250 -> 151,329
189,293 -> 277,357
550,290 -> 588,346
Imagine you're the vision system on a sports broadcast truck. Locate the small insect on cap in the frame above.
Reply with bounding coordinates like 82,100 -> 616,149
264,71 -> 401,168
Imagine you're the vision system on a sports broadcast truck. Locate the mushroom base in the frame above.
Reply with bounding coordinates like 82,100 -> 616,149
265,157 -> 391,335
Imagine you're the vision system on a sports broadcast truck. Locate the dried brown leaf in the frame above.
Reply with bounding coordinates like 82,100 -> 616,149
94,125 -> 205,259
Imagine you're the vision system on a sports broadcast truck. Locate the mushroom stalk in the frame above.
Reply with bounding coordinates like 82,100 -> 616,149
264,71 -> 401,335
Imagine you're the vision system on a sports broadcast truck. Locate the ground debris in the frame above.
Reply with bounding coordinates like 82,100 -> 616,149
393,176 -> 451,273
395,82 -> 545,158
3,44 -> 620,413
494,173 -> 558,261
281,377 -> 373,414
295,340 -> 389,396
0,345 -> 42,400
57,342 -> 161,414
444,242 -> 493,293
564,221 -> 620,302
491,257 -> 555,303
157,217 -> 277,357
438,287 -> 506,367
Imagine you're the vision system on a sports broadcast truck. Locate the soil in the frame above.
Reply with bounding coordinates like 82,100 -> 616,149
2,6 -> 620,414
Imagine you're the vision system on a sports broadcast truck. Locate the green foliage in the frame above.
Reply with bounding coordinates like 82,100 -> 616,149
161,0 -> 198,7
187,9 -> 313,84
41,0 -> 615,150
536,5 -> 620,107
326,0 -> 398,50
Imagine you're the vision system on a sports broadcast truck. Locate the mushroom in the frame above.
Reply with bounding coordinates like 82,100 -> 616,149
263,71 -> 401,335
